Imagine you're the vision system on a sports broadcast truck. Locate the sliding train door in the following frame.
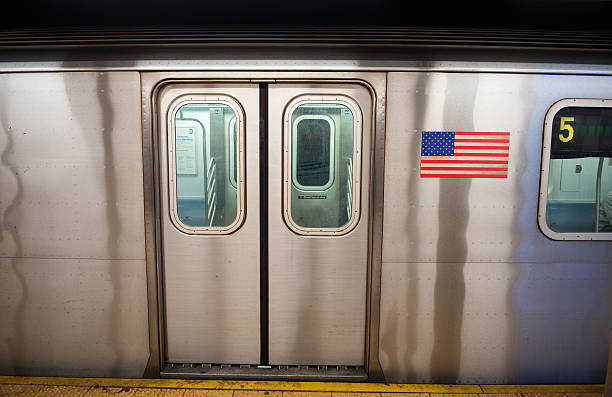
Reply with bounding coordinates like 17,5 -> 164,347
268,83 -> 372,365
157,83 -> 261,365
156,80 -> 372,372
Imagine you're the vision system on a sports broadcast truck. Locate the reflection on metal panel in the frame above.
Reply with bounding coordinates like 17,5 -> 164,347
0,72 -> 148,376
268,83 -> 373,365
0,73 -> 145,260
380,261 -> 612,383
0,258 -> 148,376
157,83 -> 260,364
381,72 -> 612,383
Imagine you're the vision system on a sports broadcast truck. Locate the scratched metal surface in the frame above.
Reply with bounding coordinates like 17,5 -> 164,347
0,72 -> 149,376
380,72 -> 612,383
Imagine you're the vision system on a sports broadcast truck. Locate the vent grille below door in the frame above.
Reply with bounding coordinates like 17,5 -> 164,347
161,363 -> 367,380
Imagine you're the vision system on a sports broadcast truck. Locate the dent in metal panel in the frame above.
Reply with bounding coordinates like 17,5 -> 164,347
0,72 -> 148,376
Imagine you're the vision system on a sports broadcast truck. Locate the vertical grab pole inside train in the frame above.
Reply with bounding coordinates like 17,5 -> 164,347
606,328 -> 612,397
595,158 -> 604,231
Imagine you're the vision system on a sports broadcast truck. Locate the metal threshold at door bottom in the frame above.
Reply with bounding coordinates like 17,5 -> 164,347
161,363 -> 367,381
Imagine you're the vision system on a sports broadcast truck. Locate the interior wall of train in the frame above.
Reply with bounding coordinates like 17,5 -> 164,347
1,67 -> 611,384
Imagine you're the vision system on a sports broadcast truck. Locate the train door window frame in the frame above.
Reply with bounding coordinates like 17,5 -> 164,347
228,116 -> 237,189
167,94 -> 246,235
282,94 -> 362,236
538,98 -> 612,241
292,114 -> 335,191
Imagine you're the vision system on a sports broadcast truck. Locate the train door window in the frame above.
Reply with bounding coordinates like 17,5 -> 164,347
168,97 -> 245,234
293,115 -> 334,190
539,99 -> 612,240
283,96 -> 362,235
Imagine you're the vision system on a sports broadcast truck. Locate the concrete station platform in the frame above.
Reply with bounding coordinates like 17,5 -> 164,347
0,377 -> 605,397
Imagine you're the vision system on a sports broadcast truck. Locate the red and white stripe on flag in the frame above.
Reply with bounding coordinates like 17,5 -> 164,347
420,131 -> 510,178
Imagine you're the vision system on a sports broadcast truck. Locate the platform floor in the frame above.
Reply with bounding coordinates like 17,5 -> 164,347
0,377 -> 605,397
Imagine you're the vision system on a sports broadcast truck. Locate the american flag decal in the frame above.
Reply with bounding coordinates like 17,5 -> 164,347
420,131 -> 510,178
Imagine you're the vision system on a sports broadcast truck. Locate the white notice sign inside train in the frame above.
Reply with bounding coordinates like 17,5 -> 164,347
176,126 -> 197,175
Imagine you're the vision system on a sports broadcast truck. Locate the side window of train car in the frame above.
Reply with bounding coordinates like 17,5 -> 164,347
283,95 -> 362,235
539,99 -> 612,240
168,96 -> 244,234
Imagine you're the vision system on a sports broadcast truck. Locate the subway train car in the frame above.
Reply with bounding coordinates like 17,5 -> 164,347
0,28 -> 611,385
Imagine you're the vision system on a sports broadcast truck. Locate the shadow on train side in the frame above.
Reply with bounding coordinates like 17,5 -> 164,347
379,71 -> 508,383
0,77 -> 27,375
63,69 -> 125,376
0,59 -> 144,377
379,65 -> 433,382
427,75 -> 479,383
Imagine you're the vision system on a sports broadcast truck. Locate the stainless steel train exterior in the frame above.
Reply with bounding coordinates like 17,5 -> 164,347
0,29 -> 611,384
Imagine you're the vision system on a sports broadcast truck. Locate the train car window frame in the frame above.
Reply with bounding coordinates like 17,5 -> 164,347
282,94 -> 362,236
292,114 -> 335,191
538,98 -> 612,241
167,94 -> 246,235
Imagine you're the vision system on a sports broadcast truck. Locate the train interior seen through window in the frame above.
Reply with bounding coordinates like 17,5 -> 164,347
290,103 -> 356,230
175,103 -> 238,229
546,106 -> 612,233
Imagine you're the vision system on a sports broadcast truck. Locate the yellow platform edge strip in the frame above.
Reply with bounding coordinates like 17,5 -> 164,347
0,376 -> 605,393
480,384 -> 605,393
